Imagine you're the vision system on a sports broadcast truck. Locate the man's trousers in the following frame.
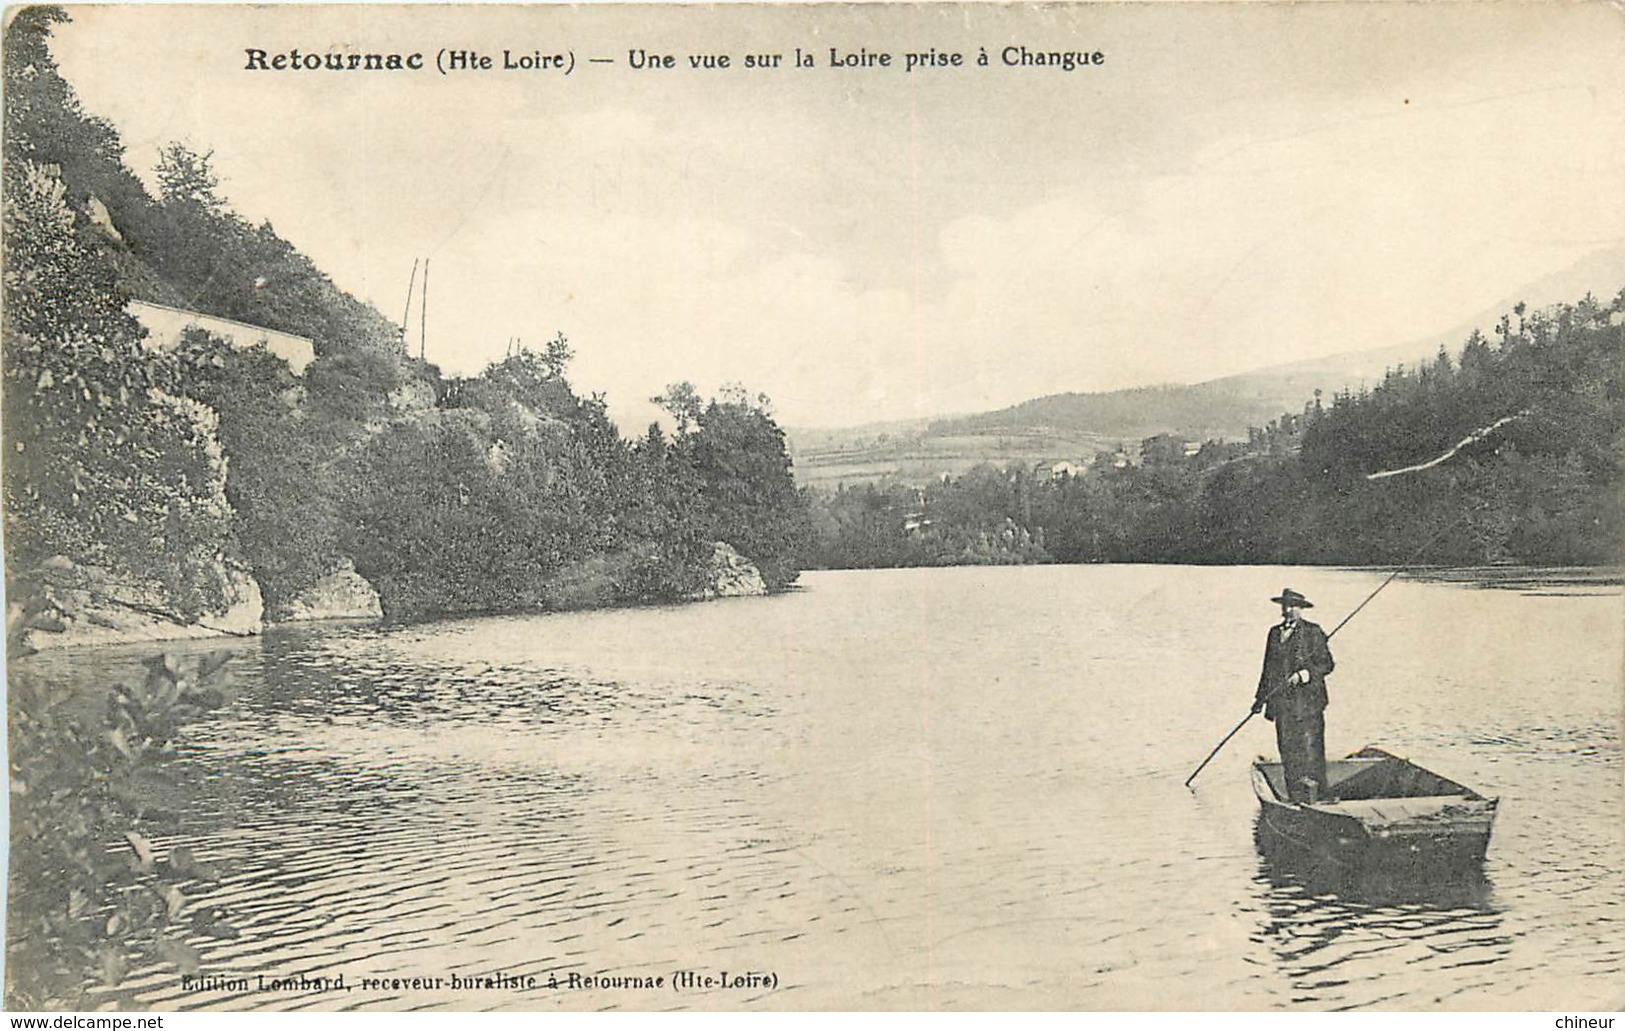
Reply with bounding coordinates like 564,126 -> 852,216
1276,707 -> 1328,802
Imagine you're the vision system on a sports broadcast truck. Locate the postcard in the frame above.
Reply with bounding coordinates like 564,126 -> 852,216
5,2 -> 1622,1013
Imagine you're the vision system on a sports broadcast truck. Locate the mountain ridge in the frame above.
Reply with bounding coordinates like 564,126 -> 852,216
789,245 -> 1625,485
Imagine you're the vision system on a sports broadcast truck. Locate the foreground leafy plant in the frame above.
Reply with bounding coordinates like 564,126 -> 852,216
7,605 -> 233,1010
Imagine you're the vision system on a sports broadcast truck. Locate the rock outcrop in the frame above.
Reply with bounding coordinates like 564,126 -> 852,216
17,556 -> 263,651
688,542 -> 768,600
275,561 -> 383,622
13,540 -> 768,649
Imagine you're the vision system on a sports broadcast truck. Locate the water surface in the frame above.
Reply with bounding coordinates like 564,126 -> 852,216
15,566 -> 1623,1010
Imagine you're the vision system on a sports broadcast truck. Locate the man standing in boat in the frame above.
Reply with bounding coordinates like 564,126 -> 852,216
1252,588 -> 1335,803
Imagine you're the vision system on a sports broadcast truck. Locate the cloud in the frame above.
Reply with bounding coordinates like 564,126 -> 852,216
51,5 -> 1624,431
411,80 -> 1624,430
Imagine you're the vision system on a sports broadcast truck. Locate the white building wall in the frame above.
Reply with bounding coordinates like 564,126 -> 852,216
128,299 -> 316,375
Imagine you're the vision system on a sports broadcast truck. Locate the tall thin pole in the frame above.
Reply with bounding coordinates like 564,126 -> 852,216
419,258 -> 430,361
400,258 -> 419,348
1183,715 -> 1255,790
1323,507 -> 1479,641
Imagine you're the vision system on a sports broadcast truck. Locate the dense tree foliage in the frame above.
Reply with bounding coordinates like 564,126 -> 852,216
352,352 -> 628,617
341,362 -> 807,619
2,158 -> 235,618
810,295 -> 1625,569
174,332 -> 352,610
5,9 -> 811,998
808,466 -> 1050,569
667,385 -> 810,590
4,8 -> 809,624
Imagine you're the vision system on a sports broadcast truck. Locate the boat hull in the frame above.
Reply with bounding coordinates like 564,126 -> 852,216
1250,750 -> 1497,869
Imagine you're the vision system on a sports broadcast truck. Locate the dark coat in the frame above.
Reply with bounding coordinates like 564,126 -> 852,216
1254,619 -> 1334,722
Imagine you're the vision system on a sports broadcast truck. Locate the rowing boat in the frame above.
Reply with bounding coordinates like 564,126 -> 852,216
1251,746 -> 1497,867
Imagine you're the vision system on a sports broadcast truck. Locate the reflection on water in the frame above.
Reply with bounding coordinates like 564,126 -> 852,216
1402,567 -> 1622,597
1251,820 -> 1514,1010
9,566 -> 1623,1010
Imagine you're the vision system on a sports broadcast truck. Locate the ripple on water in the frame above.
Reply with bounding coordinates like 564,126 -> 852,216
14,567 -> 1621,1010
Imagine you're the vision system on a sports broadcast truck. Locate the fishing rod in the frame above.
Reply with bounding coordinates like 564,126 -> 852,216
1182,504 -> 1482,789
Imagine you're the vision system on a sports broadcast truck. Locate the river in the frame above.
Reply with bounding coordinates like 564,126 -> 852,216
12,565 -> 1623,1010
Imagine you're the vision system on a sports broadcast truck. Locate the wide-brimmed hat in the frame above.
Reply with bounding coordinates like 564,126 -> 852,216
1270,588 -> 1313,608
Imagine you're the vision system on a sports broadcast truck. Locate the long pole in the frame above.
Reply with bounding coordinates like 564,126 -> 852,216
419,258 -> 430,361
1324,508 -> 1478,641
1183,506 -> 1480,789
400,258 -> 419,348
1183,712 -> 1257,789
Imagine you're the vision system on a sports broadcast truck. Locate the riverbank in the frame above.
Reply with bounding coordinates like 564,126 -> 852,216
12,542 -> 771,652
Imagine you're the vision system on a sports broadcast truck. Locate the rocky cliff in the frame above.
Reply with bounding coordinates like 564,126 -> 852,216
16,556 -> 263,652
274,561 -> 383,622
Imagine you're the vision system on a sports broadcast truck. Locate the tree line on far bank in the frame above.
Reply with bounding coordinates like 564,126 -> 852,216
804,293 -> 1625,571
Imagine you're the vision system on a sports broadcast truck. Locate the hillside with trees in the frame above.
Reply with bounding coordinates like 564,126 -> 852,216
3,7 -> 809,633
5,5 -> 1619,633
807,296 -> 1625,570
791,244 -> 1625,489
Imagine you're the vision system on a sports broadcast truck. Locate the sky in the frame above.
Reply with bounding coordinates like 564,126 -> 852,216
47,3 -> 1625,430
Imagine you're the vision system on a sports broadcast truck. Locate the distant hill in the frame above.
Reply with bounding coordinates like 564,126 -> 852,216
789,247 -> 1625,486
